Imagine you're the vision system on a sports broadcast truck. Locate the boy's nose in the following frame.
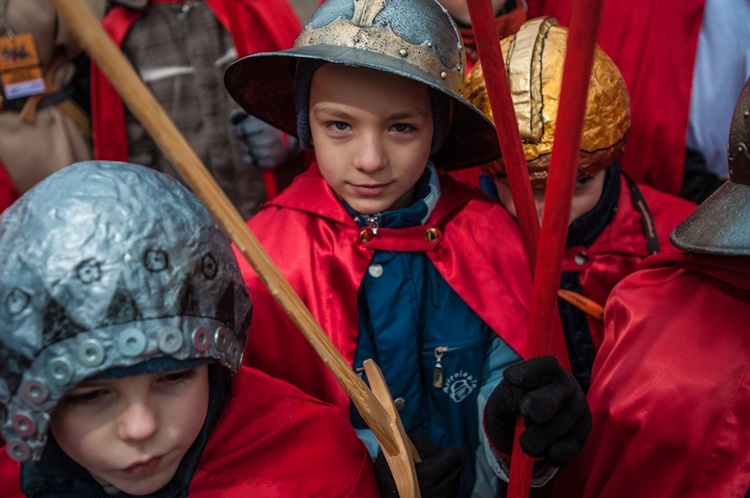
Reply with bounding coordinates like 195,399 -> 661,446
118,402 -> 159,442
353,134 -> 388,173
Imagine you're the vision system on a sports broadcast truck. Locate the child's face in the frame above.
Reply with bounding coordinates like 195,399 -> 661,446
309,64 -> 434,215
493,170 -> 606,226
49,365 -> 210,496
437,0 -> 509,25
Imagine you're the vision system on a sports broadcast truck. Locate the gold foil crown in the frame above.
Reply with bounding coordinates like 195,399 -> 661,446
465,17 -> 630,186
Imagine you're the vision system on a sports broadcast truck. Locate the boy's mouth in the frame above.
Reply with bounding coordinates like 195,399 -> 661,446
350,182 -> 392,196
122,455 -> 162,475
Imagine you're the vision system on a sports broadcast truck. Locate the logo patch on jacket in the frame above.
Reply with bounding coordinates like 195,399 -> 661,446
442,370 -> 477,403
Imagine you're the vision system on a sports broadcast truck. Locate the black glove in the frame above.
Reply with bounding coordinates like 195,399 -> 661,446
374,433 -> 467,498
483,356 -> 591,467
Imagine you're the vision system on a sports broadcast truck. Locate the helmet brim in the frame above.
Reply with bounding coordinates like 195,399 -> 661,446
224,45 -> 502,171
671,180 -> 750,256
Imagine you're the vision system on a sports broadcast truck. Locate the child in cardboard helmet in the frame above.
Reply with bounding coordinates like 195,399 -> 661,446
0,161 -> 249,464
0,161 -> 380,497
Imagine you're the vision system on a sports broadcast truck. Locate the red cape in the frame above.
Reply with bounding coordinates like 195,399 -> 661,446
563,177 -> 695,350
526,0 -> 705,195
548,247 -> 750,497
236,164 -> 533,410
0,159 -> 19,214
91,0 -> 301,161
0,367 -> 380,498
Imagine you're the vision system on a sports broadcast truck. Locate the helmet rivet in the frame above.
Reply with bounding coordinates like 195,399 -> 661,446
398,49 -> 408,57
5,288 -> 30,316
744,110 -> 749,117
11,413 -> 36,437
118,328 -> 147,357
21,379 -> 48,404
427,42 -> 434,48
78,339 -> 105,366
192,327 -> 211,352
229,341 -> 241,361
158,327 -> 184,354
48,357 -> 74,384
6,440 -> 31,462
215,327 -> 230,352
440,71 -> 448,79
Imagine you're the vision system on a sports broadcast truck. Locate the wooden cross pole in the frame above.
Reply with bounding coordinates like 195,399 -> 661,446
50,0 -> 421,495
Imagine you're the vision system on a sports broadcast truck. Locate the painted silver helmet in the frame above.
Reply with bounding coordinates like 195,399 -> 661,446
224,0 -> 501,170
671,76 -> 750,255
0,161 -> 252,462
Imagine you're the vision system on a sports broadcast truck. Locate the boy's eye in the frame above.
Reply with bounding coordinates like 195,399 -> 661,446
576,176 -> 594,186
391,123 -> 414,133
63,389 -> 108,406
158,368 -> 197,385
329,121 -> 350,131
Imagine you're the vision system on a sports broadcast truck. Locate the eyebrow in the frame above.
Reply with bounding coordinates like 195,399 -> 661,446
311,105 -> 430,121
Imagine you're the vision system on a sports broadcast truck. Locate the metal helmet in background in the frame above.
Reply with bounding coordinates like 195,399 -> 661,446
224,0 -> 501,171
465,16 -> 631,187
0,161 -> 252,462
671,76 -> 750,255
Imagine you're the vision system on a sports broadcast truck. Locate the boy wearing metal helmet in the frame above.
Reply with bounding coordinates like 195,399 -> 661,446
0,161 -> 380,497
546,76 -> 750,498
224,1 -> 592,496
465,17 -> 697,392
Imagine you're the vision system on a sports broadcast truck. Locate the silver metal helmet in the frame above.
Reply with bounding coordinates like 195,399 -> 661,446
224,0 -> 501,170
671,76 -> 750,255
0,161 -> 252,462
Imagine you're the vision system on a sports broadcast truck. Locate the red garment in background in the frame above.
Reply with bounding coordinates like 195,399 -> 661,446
91,0 -> 301,162
549,248 -> 750,497
526,0 -> 706,195
0,367 -> 380,497
236,164 -> 532,410
0,159 -> 19,213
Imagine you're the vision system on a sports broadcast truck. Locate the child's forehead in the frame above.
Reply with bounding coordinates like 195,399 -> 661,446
311,63 -> 430,92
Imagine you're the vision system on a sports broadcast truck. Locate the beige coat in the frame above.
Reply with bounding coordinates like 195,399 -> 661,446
0,0 -> 106,192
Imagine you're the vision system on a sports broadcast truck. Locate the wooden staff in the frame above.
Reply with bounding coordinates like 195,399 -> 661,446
222,0 -> 280,200
466,0 -> 603,496
50,0 -> 420,495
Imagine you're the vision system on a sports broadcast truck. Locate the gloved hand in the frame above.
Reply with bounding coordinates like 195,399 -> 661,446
483,356 -> 591,467
229,109 -> 300,169
374,433 -> 466,498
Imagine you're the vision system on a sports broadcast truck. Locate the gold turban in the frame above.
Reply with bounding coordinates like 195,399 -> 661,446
465,17 -> 630,187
